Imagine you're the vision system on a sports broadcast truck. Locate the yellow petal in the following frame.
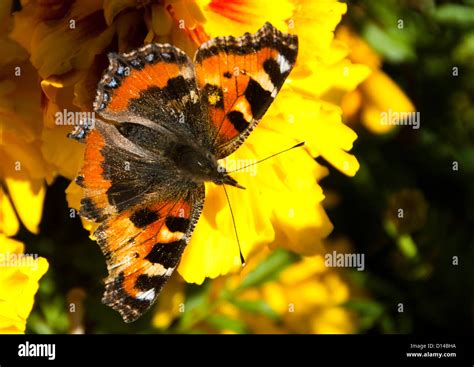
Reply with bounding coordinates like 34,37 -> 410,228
266,96 -> 360,176
4,175 -> 45,235
172,1 -> 198,30
325,273 -> 350,304
279,255 -> 327,284
0,187 -> 19,237
361,104 -> 397,134
0,38 -> 28,65
0,0 -> 12,24
272,200 -> 332,256
1,146 -> 46,235
0,235 -> 49,334
292,60 -> 370,99
310,307 -> 355,334
359,70 -> 415,134
151,4 -> 173,36
103,0 -> 137,26
261,283 -> 287,314
197,0 -> 294,37
185,0 -> 207,24
0,232 -> 24,254
1,134 -> 48,180
41,81 -> 80,130
341,89 -> 363,122
293,0 -> 348,62
41,126 -> 85,180
360,70 -> 415,115
336,25 -> 381,69
12,0 -> 114,79
0,62 -> 43,143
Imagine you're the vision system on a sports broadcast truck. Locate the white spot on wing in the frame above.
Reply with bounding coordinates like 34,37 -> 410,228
190,90 -> 199,103
276,54 -> 291,73
136,289 -> 156,301
145,263 -> 167,276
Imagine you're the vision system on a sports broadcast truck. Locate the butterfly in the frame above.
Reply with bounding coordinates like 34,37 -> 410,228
69,22 -> 298,322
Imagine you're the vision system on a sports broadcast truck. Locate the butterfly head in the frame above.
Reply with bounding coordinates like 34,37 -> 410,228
215,171 -> 246,190
169,142 -> 245,189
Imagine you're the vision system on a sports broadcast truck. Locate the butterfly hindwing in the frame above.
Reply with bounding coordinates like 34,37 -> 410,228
97,186 -> 205,323
194,22 -> 298,158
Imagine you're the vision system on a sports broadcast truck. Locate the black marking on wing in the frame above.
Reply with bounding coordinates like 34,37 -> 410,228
195,22 -> 298,64
226,111 -> 249,133
130,208 -> 160,228
144,240 -> 184,268
263,58 -> 286,89
80,197 -> 107,221
244,79 -> 273,119
135,274 -> 168,292
165,216 -> 190,233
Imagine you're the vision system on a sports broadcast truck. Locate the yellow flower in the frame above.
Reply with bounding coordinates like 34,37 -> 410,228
0,147 -> 47,236
156,245 -> 357,333
257,256 -> 356,334
196,0 -> 293,37
243,250 -> 356,333
0,0 -> 53,235
0,234 -> 49,334
8,1 -> 369,286
10,0 -> 112,180
337,26 -> 415,134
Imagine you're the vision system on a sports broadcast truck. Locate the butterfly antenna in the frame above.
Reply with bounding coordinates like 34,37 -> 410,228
228,141 -> 305,173
222,184 -> 245,266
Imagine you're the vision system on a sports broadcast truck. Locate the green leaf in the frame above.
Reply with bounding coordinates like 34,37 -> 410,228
206,314 -> 248,333
344,299 -> 385,331
397,234 -> 418,259
457,146 -> 474,173
431,4 -> 474,26
380,315 -> 396,334
177,283 -> 211,331
26,314 -> 54,334
236,249 -> 298,291
453,32 -> 474,63
345,299 -> 384,317
41,296 -> 68,333
363,22 -> 416,63
230,299 -> 280,320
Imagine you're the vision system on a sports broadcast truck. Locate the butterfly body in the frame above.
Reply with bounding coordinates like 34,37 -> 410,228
70,22 -> 298,322
164,141 -> 240,187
